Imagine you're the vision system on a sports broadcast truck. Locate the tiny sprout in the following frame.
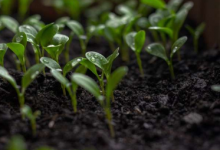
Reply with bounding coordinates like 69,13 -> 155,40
0,43 -> 8,66
21,105 -> 41,135
186,23 -> 206,53
146,36 -> 187,80
126,30 -> 146,76
0,64 -> 45,109
71,66 -> 128,137
7,43 -> 27,72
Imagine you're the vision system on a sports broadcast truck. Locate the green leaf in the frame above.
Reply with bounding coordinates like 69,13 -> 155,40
149,27 -> 173,39
7,43 -> 25,65
173,10 -> 188,35
0,16 -> 19,33
171,36 -> 187,58
7,135 -> 26,150
85,51 -> 108,70
145,43 -> 168,62
135,30 -> 146,53
18,25 -> 38,44
44,45 -> 62,61
0,66 -> 17,90
211,85 -> 220,92
185,25 -> 195,35
71,73 -> 103,101
51,69 -> 70,88
195,23 -> 206,38
141,0 -> 166,9
167,0 -> 183,12
36,23 -> 59,47
180,1 -> 194,11
55,17 -> 70,31
23,15 -> 44,31
0,43 -> 8,66
63,57 -> 83,76
52,34 -> 69,46
21,105 -> 34,120
105,48 -> 120,76
66,20 -> 84,36
22,64 -> 45,91
125,32 -> 136,51
106,67 -> 128,100
13,32 -> 27,48
80,58 -> 100,80
40,57 -> 62,71
149,13 -> 163,26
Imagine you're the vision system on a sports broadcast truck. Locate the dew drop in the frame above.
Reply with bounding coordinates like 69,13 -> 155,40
77,58 -> 82,62
56,68 -> 62,72
91,57 -> 95,62
43,59 -> 49,64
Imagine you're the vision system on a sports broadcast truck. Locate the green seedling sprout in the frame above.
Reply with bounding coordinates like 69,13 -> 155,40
71,66 -> 128,137
186,23 -> 206,53
0,64 -> 45,109
125,30 -> 146,76
146,36 -> 187,80
50,65 -> 87,112
84,48 -> 119,93
7,43 -> 27,72
40,57 -> 83,96
21,105 -> 40,135
19,0 -> 33,20
23,15 -> 45,31
0,43 -> 8,66
67,20 -> 94,56
0,16 -> 19,33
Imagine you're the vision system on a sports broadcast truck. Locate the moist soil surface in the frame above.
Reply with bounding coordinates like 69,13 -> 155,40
0,29 -> 220,150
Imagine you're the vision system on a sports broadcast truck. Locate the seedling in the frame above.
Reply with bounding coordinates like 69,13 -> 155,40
40,57 -> 83,95
67,20 -> 93,55
0,64 -> 45,108
186,23 -> 206,53
146,36 -> 187,79
71,66 -> 128,137
126,30 -> 146,76
50,65 -> 87,112
0,16 -> 19,33
21,105 -> 40,135
0,43 -> 8,66
19,0 -> 33,20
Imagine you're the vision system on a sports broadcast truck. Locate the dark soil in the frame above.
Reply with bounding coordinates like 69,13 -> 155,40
0,28 -> 220,150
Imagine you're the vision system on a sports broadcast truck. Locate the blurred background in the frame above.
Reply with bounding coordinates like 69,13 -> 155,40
0,0 -> 218,48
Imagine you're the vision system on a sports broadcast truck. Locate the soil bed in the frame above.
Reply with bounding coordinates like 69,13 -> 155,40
0,29 -> 220,150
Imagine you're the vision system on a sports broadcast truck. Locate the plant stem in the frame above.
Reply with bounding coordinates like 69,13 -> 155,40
67,87 -> 77,113
152,31 -> 159,42
61,84 -> 66,96
31,119 -> 36,136
194,37 -> 198,53
105,107 -> 115,138
135,53 -> 144,76
65,33 -> 74,63
121,44 -> 129,62
19,92 -> 25,119
109,41 -> 115,52
80,40 -> 86,56
21,63 -> 26,73
168,61 -> 175,80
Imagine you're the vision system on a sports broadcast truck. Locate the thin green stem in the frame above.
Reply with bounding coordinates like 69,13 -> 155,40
135,53 -> 144,76
67,87 -> 77,113
80,40 -> 86,56
105,107 -> 115,138
194,37 -> 198,53
31,119 -> 36,136
21,63 -> 26,73
168,61 -> 175,80
61,84 -> 66,96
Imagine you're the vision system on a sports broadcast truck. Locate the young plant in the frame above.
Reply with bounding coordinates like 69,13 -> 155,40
19,0 -> 33,20
21,105 -> 40,135
186,23 -> 206,53
145,36 -> 187,80
0,43 -> 8,66
125,30 -> 146,76
0,16 -> 19,33
50,66 -> 87,112
0,64 -> 45,108
67,20 -> 93,55
71,66 -> 128,137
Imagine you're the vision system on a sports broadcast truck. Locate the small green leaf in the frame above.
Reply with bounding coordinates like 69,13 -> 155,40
0,44 -> 8,66
66,21 -> 84,36
173,10 -> 188,35
22,64 -> 45,91
13,32 -> 27,48
21,105 -> 34,120
40,57 -> 62,71
71,73 -> 103,101
80,58 -> 100,80
55,17 -> 70,30
145,43 -> 168,62
135,30 -> 146,53
149,13 -> 163,26
44,45 -> 62,61
7,43 -> 25,65
18,25 -> 38,44
51,69 -> 70,88
0,66 -> 17,90
125,32 -> 136,51
105,48 -> 120,76
141,0 -> 166,9
149,27 -> 173,39
7,135 -> 26,150
211,85 -> 220,92
52,34 -> 69,46
36,23 -> 59,47
85,51 -> 108,70
63,57 -> 83,76
171,36 -> 187,58
180,1 -> 194,11
106,67 -> 128,100
167,0 -> 183,12
0,16 -> 19,33
195,23 -> 206,38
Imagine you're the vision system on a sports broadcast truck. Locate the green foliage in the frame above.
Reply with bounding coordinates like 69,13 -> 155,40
0,16 -> 19,33
186,23 -> 206,53
21,105 -> 41,135
0,43 -> 8,66
7,135 -> 26,150
141,0 -> 165,9
0,64 -> 45,108
0,0 -> 13,15
126,30 -> 145,75
19,0 -> 33,20
146,36 -> 187,79
23,15 -> 45,31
